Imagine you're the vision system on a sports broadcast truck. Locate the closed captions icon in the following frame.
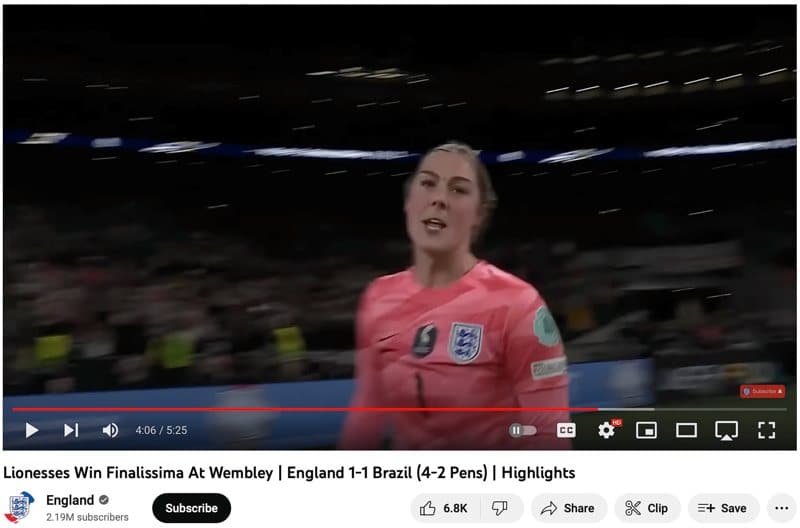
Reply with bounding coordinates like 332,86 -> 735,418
557,422 -> 576,438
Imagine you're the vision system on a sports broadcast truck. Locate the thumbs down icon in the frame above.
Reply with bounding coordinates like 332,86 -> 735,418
491,501 -> 508,516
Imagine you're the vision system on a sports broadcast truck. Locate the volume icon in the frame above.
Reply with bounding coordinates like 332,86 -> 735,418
102,423 -> 119,439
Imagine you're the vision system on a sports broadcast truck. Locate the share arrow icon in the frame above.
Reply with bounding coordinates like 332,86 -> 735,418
540,501 -> 558,516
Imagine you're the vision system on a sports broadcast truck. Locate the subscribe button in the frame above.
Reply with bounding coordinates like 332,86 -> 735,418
152,494 -> 231,523
740,384 -> 786,399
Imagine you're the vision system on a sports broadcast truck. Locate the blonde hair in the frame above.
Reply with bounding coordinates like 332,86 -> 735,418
405,141 -> 498,244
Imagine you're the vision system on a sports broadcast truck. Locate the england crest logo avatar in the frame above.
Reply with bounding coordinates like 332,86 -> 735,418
449,323 -> 483,363
6,492 -> 34,523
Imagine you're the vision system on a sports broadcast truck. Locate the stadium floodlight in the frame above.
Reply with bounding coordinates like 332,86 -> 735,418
247,147 -> 414,161
497,151 -> 525,162
715,73 -> 742,82
758,67 -> 789,77
91,137 -> 123,148
644,139 -> 796,158
19,132 -> 70,145
684,77 -> 710,85
539,148 -> 615,163
140,141 -> 221,154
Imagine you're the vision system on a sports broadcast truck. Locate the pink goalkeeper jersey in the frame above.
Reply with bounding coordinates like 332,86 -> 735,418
339,260 -> 571,450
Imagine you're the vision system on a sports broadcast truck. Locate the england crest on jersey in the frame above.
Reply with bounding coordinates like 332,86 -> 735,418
448,322 -> 483,364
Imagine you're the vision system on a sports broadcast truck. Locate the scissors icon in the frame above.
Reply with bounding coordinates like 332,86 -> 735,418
625,500 -> 642,516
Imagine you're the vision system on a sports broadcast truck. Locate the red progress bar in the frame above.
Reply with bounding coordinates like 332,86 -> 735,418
12,407 -> 598,413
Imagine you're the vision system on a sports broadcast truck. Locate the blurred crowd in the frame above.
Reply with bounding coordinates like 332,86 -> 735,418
3,204 -> 795,395
3,205 -> 387,395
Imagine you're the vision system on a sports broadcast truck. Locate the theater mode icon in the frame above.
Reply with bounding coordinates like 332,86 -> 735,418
676,422 -> 699,439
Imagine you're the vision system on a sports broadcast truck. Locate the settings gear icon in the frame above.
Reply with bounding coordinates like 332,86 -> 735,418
598,421 -> 615,439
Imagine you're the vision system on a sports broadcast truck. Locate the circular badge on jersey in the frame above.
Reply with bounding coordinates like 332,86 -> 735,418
411,324 -> 438,358
448,322 -> 483,364
533,306 -> 561,347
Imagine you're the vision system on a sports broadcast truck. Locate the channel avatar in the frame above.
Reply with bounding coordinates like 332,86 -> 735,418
5,492 -> 34,523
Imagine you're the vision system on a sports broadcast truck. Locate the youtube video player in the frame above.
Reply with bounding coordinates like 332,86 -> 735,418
2,5 -> 796,453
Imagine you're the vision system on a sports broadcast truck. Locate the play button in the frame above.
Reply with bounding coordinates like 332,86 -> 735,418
25,423 -> 39,439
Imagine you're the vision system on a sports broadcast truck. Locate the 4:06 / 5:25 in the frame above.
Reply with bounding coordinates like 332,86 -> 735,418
135,425 -> 189,435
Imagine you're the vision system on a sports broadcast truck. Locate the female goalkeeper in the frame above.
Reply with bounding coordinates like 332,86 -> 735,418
339,142 -> 570,449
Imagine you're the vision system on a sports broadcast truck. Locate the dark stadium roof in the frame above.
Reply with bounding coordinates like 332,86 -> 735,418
3,5 -> 796,240
4,5 -> 796,150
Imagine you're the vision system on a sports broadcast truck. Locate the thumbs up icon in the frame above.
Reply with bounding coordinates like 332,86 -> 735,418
420,500 -> 436,517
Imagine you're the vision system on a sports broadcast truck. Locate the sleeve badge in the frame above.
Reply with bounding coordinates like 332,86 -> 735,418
533,306 -> 561,347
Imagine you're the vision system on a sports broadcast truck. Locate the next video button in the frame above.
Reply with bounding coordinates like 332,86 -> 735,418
152,493 -> 231,523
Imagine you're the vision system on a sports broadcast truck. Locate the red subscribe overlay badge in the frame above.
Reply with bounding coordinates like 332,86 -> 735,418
740,385 -> 786,399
